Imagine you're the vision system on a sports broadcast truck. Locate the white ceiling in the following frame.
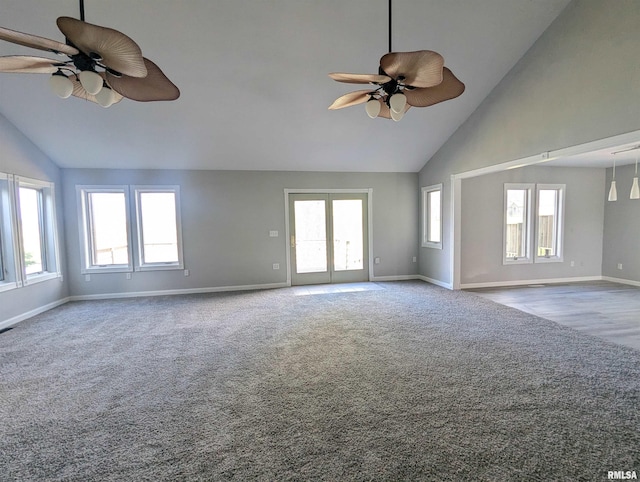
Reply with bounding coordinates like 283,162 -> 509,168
0,0 -> 571,172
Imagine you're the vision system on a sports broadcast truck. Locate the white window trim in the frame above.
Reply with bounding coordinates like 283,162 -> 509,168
534,183 -> 565,264
503,183 -> 534,265
132,185 -> 184,271
14,176 -> 62,286
422,184 -> 443,249
77,185 -> 133,274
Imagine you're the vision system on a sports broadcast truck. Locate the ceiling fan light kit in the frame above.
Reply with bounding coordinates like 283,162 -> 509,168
0,1 -> 179,107
328,0 -> 464,121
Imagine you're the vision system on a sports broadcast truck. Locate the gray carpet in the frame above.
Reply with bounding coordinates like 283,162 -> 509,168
1,281 -> 639,481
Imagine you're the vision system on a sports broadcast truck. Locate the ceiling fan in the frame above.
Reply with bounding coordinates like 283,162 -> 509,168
328,0 -> 464,121
0,0 -> 179,107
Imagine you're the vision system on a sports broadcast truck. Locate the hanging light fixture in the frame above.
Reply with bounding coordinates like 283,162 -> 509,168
631,153 -> 640,200
608,158 -> 618,202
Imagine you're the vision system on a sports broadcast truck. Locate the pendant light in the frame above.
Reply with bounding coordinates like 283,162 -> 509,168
608,158 -> 617,202
631,154 -> 640,199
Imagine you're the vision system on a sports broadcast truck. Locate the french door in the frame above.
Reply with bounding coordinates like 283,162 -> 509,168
289,192 -> 369,285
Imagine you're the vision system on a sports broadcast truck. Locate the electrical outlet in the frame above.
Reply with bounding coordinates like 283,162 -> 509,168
412,256 -> 417,263
85,274 -> 91,282
184,269 -> 190,276
269,230 -> 279,237
126,273 -> 132,280
273,263 -> 280,270
617,263 -> 623,270
570,261 -> 575,267
374,257 -> 380,265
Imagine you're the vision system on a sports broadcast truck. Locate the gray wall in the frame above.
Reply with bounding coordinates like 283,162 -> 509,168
461,166 -> 604,286
62,169 -> 418,297
418,0 -> 640,285
602,164 -> 640,283
0,114 -> 68,324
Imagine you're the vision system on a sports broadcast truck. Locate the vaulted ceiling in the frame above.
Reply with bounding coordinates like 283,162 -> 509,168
0,0 -> 571,172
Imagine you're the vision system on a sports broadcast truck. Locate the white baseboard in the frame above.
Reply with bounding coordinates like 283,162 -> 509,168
0,297 -> 70,331
68,282 -> 289,301
371,274 -> 421,282
416,275 -> 454,290
460,275 -> 603,290
602,276 -> 640,288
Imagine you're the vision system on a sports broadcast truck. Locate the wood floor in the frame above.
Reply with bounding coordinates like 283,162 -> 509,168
468,281 -> 640,351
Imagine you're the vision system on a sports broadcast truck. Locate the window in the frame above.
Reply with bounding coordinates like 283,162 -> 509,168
535,184 -> 565,262
503,183 -> 565,265
0,173 -> 16,289
133,186 -> 183,270
0,175 -> 61,288
503,184 -> 533,264
77,185 -> 184,273
422,184 -> 442,249
77,186 -> 133,273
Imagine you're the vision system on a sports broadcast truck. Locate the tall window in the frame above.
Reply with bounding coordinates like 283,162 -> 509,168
422,184 -> 443,249
16,177 -> 60,284
0,173 -> 11,285
503,183 -> 565,265
77,185 -> 183,273
133,186 -> 183,270
503,184 -> 533,264
535,184 -> 565,262
18,186 -> 46,275
77,186 -> 132,273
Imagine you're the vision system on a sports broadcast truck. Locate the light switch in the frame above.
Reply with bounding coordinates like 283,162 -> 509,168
269,230 -> 279,237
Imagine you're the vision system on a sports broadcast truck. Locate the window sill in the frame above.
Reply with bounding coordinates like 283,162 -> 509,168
81,266 -> 133,275
422,242 -> 443,250
534,256 -> 563,264
0,281 -> 19,293
23,272 -> 61,286
135,263 -> 184,272
503,258 -> 533,265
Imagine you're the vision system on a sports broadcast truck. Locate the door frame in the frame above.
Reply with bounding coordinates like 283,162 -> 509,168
284,188 -> 373,286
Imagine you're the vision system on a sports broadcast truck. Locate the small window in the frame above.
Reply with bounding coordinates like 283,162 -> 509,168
133,186 -> 183,271
535,184 -> 565,262
503,184 -> 533,264
77,186 -> 132,273
422,184 -> 442,249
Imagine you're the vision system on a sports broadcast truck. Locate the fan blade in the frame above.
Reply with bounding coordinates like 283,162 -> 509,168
71,74 -> 123,105
0,26 -> 79,56
56,17 -> 147,78
329,72 -> 391,84
328,90 -> 373,110
0,55 -> 60,74
380,50 -> 444,88
404,67 -> 465,107
378,102 -> 411,119
105,58 -> 179,102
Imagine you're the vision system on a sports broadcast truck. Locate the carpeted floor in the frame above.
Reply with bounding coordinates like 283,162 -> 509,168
1,281 -> 639,481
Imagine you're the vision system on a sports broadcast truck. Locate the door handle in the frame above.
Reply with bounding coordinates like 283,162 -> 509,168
290,235 -> 295,248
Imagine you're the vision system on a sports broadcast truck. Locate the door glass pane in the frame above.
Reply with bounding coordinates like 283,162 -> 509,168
19,187 -> 45,275
88,192 -> 129,266
332,199 -> 363,271
505,189 -> 527,258
139,192 -> 179,263
537,189 -> 557,257
294,200 -> 327,273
